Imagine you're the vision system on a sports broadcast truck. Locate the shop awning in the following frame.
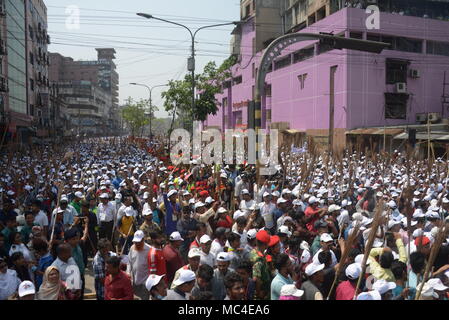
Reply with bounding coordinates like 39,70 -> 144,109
346,128 -> 404,136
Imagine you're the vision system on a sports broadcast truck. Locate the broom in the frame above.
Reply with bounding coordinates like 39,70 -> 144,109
415,224 -> 448,300
352,199 -> 385,299
327,223 -> 361,300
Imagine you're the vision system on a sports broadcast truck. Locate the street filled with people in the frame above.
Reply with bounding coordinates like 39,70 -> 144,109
0,136 -> 448,300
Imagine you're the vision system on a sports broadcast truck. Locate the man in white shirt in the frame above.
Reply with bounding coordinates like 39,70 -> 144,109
259,192 -> 276,234
199,235 -> 216,268
97,193 -> 117,241
127,230 -> 151,300
210,228 -> 227,257
234,175 -> 249,201
31,200 -> 49,237
239,189 -> 255,217
50,196 -> 78,231
51,243 -> 82,298
117,196 -> 136,221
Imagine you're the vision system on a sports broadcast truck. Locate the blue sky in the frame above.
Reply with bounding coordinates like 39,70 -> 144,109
45,0 -> 240,117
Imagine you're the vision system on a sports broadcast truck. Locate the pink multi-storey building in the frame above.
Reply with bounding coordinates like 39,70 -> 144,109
206,1 -> 449,152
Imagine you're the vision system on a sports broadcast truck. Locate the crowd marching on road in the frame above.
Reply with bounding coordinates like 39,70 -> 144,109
0,136 -> 448,301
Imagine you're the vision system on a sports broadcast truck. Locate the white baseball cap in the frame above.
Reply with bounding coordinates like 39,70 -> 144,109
194,202 -> 205,210
357,290 -> 381,300
280,284 -> 304,298
345,263 -> 362,280
418,282 -> 439,299
169,232 -> 184,242
143,192 -> 150,200
320,233 -> 333,243
99,193 -> 109,199
217,207 -> 228,214
115,193 -> 122,200
132,230 -> 145,243
172,269 -> 196,287
305,263 -> 325,276
388,220 -> 401,229
233,210 -> 246,220
426,278 -> 449,291
145,274 -> 165,291
75,191 -> 84,198
308,196 -> 317,204
355,254 -> 370,266
216,252 -> 232,262
272,191 -> 280,197
372,279 -> 396,294
247,229 -> 257,239
263,192 -> 271,198
188,248 -> 201,258
300,250 -> 311,264
328,204 -> 341,213
277,198 -> 288,204
199,235 -> 212,244
142,209 -> 153,216
124,207 -> 134,217
18,281 -> 35,298
278,225 -> 292,237
241,189 -> 250,195
205,197 -> 214,204
167,190 -> 178,198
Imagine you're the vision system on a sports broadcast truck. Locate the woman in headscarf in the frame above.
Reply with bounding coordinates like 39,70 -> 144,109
37,266 -> 67,300
0,258 -> 21,300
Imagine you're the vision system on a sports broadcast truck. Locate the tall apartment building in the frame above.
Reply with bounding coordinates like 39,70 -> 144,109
206,0 -> 449,153
49,49 -> 119,136
0,0 -> 54,145
26,0 -> 51,138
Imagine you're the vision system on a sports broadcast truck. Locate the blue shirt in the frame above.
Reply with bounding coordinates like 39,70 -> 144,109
270,272 -> 293,300
36,253 -> 54,289
112,177 -> 123,190
163,194 -> 181,236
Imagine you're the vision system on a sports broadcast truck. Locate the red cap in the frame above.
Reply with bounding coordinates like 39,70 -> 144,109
256,230 -> 271,244
167,166 -> 174,171
200,190 -> 209,197
415,236 -> 430,246
268,235 -> 280,247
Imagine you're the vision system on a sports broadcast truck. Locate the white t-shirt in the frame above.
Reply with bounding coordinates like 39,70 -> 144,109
312,249 -> 337,268
34,210 -> 49,228
200,250 -> 216,268
127,243 -> 151,286
259,202 -> 275,229
210,239 -> 224,257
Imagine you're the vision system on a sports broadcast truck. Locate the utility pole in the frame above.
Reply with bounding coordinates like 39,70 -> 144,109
137,13 -> 238,125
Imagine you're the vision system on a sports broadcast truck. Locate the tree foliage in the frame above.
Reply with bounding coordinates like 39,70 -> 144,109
121,97 -> 150,137
161,55 -> 238,126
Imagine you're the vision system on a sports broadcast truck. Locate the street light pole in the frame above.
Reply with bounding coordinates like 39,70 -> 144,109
137,13 -> 238,123
130,83 -> 168,138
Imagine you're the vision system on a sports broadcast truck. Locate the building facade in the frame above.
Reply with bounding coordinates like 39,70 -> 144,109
26,0 -> 50,138
49,48 -> 121,136
206,0 -> 449,151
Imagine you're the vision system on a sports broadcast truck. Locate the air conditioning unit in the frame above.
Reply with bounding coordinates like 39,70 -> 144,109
410,69 -> 420,78
395,82 -> 407,93
428,112 -> 441,123
416,113 -> 427,124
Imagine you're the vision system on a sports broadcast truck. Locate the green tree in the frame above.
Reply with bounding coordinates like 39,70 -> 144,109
161,55 -> 237,132
121,97 -> 150,137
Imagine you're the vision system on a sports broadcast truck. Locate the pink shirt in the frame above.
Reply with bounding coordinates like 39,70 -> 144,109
335,280 -> 357,300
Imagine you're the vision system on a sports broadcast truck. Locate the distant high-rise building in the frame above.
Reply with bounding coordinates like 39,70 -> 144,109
49,49 -> 120,136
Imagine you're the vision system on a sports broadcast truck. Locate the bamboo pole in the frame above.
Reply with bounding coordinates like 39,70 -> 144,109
415,224 -> 447,300
352,200 -> 384,300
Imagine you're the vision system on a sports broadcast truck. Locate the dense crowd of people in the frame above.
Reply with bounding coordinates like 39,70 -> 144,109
0,136 -> 448,300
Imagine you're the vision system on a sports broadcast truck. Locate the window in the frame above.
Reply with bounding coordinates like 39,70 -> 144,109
385,93 -> 409,120
386,59 -> 408,84
266,84 -> 272,97
293,47 -> 314,63
298,73 -> 308,90
395,37 -> 422,53
274,55 -> 291,70
349,32 -> 363,39
30,78 -> 34,91
29,26 -> 34,40
427,41 -> 449,57
223,81 -> 231,90
233,76 -> 242,86
252,38 -> 256,56
266,109 -> 272,122
367,33 -> 381,42
252,62 -> 255,78
245,4 -> 250,18
29,52 -> 34,65
252,85 -> 255,100
319,43 -> 333,55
